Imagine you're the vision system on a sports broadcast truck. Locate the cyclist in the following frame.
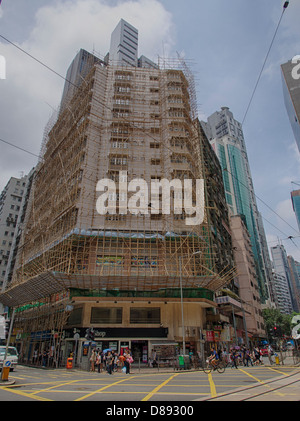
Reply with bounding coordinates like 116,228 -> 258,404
208,348 -> 219,369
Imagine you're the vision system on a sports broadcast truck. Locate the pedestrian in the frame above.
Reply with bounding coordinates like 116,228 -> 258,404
118,353 -> 125,371
245,349 -> 253,367
106,351 -> 113,375
242,346 -> 247,366
253,347 -> 261,365
42,349 -> 49,368
33,349 -> 38,365
102,351 -> 106,369
96,350 -> 102,373
267,344 -> 274,365
90,349 -> 97,372
124,351 -> 133,374
230,348 -> 238,369
112,351 -> 118,372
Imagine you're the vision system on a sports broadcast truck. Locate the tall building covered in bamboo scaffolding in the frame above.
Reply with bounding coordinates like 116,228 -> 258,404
0,20 -> 235,365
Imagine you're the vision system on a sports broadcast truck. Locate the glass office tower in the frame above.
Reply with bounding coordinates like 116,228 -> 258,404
202,107 -> 273,302
291,189 -> 300,231
281,59 -> 300,153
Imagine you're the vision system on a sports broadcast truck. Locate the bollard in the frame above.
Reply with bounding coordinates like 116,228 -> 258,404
1,360 -> 11,381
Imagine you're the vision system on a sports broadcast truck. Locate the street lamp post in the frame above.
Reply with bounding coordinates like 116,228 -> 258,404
179,251 -> 202,356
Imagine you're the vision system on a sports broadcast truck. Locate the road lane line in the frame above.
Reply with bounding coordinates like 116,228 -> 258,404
141,373 -> 179,401
265,367 -> 290,376
0,386 -> 52,401
238,368 -> 285,397
207,373 -> 217,398
29,379 -> 84,396
75,376 -> 137,401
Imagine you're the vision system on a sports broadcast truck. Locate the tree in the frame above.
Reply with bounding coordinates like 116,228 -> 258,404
262,308 -> 291,338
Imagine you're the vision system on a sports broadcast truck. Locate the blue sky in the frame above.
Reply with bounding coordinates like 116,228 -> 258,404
0,0 -> 300,259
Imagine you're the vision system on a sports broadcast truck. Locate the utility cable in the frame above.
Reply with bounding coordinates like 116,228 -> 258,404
224,167 -> 300,236
241,1 -> 289,125
0,137 -> 40,158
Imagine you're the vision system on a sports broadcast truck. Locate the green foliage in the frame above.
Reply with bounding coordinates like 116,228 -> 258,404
262,308 -> 295,337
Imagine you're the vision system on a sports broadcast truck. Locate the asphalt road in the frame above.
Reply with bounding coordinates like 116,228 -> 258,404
0,364 -> 299,403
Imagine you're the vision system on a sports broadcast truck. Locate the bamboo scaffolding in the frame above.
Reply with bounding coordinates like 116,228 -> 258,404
0,57 -> 235,308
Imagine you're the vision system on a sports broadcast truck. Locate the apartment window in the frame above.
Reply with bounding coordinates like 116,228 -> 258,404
110,156 -> 127,166
111,141 -> 128,149
130,307 -> 160,324
151,158 -> 160,165
91,307 -> 123,324
114,98 -> 130,106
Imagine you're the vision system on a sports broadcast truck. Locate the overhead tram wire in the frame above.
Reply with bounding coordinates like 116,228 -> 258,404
224,167 -> 300,237
241,1 -> 290,126
0,137 -> 40,158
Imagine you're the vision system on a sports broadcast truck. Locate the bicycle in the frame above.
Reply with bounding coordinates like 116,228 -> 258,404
202,358 -> 226,373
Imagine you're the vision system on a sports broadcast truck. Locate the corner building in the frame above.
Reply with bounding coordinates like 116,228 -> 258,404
0,23 -> 234,367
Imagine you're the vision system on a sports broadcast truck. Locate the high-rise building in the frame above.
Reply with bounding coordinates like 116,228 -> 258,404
109,19 -> 139,67
271,270 -> 293,315
0,20 -> 234,365
287,255 -> 300,313
202,107 -> 272,303
60,48 -> 104,112
291,189 -> 300,231
281,59 -> 300,153
0,176 -> 27,291
196,120 -> 235,287
271,244 -> 295,314
230,214 -> 266,340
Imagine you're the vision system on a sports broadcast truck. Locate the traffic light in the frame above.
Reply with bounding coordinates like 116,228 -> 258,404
5,319 -> 11,341
273,326 -> 282,337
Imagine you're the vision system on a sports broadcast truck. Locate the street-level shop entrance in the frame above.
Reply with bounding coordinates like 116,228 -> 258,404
131,340 -> 148,363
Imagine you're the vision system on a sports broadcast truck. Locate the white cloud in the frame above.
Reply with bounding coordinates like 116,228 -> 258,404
0,0 -> 175,191
275,198 -> 296,227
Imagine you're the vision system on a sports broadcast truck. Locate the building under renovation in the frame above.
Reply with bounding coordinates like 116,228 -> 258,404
0,20 -> 236,367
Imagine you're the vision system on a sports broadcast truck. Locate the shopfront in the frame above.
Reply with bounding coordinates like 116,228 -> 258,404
62,326 -> 168,367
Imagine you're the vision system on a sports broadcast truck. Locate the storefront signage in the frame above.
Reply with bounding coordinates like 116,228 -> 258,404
64,327 -> 168,339
213,331 -> 220,341
94,330 -> 107,338
205,330 -> 215,342
220,326 -> 231,342
96,256 -> 124,266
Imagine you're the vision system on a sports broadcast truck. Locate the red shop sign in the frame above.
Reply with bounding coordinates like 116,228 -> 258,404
206,330 -> 215,342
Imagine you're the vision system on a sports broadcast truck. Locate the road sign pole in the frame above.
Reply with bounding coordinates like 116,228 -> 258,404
4,308 -> 15,361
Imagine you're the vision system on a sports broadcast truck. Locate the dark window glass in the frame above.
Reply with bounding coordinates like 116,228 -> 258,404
130,307 -> 160,324
91,307 -> 122,324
